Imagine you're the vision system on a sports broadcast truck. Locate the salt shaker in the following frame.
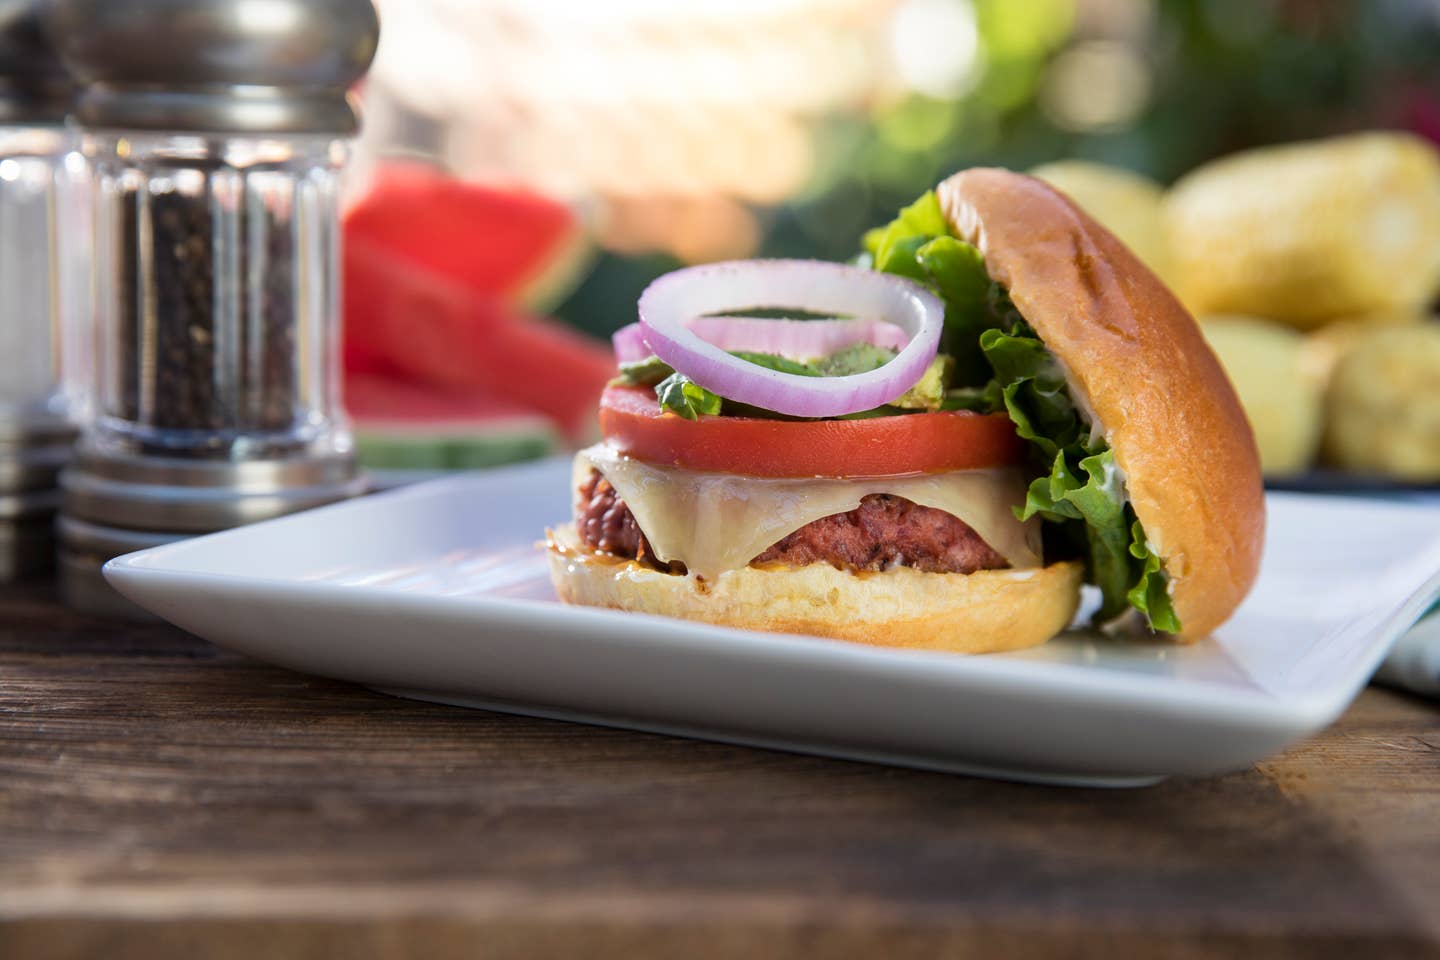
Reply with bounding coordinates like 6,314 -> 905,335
48,0 -> 379,614
0,1 -> 85,581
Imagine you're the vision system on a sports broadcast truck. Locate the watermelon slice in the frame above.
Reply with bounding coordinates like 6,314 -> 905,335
342,163 -> 614,442
344,233 -> 613,441
347,374 -> 560,472
344,162 -> 591,313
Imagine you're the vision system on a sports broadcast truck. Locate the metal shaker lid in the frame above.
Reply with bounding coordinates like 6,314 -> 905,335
0,0 -> 74,124
46,0 -> 379,135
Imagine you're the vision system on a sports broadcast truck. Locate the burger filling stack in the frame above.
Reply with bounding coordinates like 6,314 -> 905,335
547,169 -> 1265,653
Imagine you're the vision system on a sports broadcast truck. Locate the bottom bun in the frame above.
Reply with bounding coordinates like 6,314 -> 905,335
547,525 -> 1083,654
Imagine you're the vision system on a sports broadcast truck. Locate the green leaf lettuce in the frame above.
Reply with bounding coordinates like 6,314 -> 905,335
867,191 -> 1181,633
655,373 -> 722,420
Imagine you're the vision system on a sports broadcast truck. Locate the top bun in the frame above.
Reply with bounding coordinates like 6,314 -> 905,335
1028,160 -> 1178,289
938,168 -> 1264,640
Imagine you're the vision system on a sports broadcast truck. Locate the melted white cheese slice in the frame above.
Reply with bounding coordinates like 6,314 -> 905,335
577,444 -> 1042,581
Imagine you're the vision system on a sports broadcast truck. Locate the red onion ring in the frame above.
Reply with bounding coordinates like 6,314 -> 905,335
684,315 -> 910,356
611,315 -> 910,366
612,322 -> 650,364
637,260 -> 943,418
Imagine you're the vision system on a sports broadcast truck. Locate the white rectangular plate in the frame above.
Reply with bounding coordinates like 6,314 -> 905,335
105,458 -> 1440,787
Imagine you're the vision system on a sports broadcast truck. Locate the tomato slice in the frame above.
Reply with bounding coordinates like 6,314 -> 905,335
598,386 -> 1023,478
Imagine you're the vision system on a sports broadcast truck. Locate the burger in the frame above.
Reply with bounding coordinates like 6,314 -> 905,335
546,169 -> 1264,653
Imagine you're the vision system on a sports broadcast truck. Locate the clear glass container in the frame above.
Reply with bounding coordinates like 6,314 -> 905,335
0,123 -> 86,428
87,133 -> 350,461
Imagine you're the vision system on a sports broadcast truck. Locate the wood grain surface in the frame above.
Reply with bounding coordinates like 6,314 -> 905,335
0,581 -> 1437,959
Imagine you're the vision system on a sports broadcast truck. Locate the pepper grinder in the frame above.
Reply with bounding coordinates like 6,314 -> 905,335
0,1 -> 85,581
48,0 -> 379,615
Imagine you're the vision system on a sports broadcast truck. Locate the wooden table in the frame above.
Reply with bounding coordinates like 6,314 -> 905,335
1,581 -> 1437,959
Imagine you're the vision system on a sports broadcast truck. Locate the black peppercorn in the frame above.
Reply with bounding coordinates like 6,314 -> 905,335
109,158 -> 305,459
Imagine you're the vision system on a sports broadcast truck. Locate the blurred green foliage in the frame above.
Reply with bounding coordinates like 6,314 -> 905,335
555,0 -> 1440,339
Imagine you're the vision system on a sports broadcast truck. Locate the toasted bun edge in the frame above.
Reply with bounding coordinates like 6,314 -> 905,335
937,168 -> 1265,639
547,526 -> 1083,654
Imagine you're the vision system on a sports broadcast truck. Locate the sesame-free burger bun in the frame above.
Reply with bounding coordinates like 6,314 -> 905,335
938,168 -> 1265,640
548,524 -> 1083,654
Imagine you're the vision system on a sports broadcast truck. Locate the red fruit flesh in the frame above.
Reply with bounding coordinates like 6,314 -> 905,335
344,162 -> 582,310
344,234 -> 613,441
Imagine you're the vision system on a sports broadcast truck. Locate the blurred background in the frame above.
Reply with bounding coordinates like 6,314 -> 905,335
343,0 -> 1440,482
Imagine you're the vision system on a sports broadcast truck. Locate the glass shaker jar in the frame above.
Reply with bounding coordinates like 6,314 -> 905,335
0,1 -> 84,581
48,0 -> 378,614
